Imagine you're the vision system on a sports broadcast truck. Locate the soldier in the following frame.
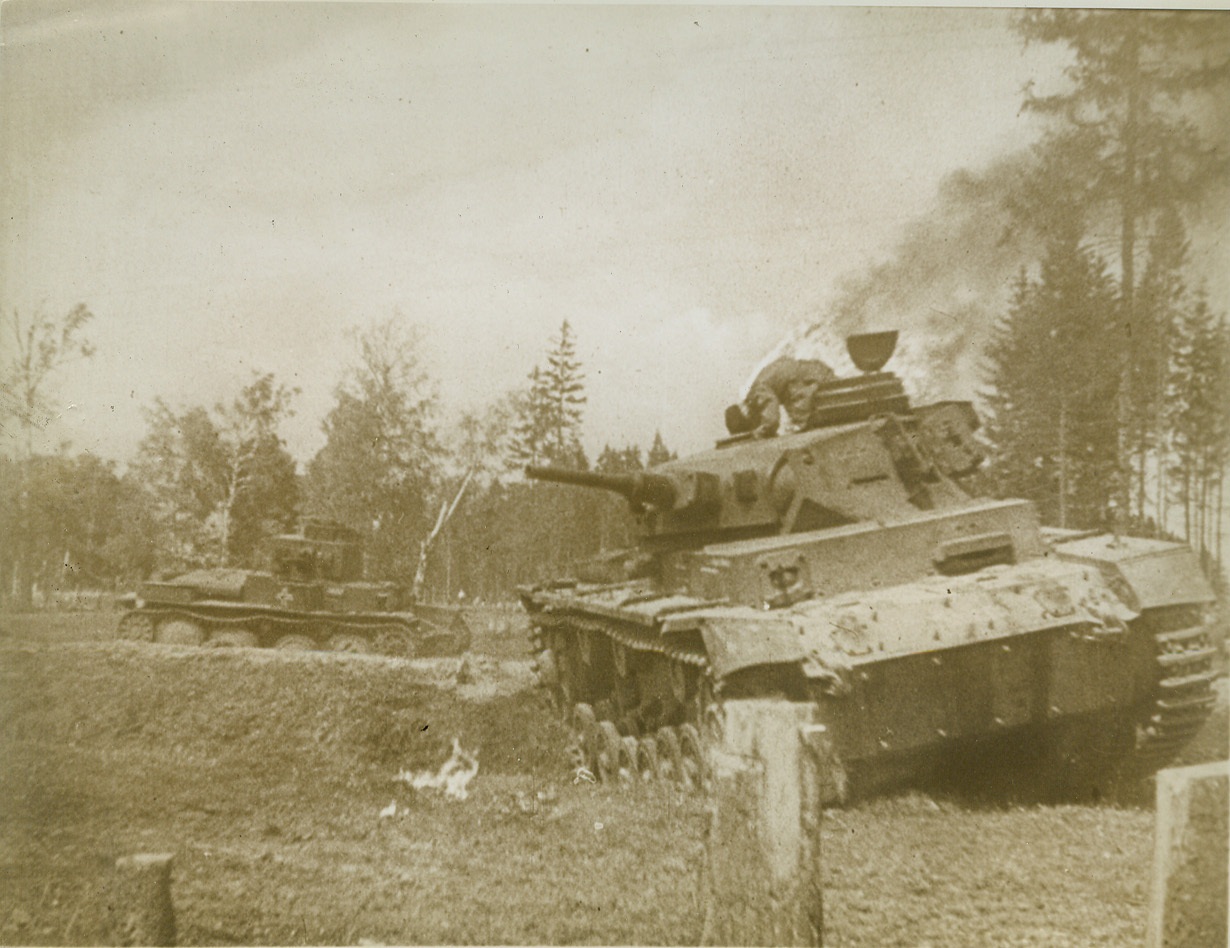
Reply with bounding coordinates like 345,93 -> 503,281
733,356 -> 837,438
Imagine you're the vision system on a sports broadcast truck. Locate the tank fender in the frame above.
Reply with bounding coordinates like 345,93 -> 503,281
789,559 -> 1139,670
682,610 -> 807,681
140,568 -> 250,603
1049,535 -> 1215,611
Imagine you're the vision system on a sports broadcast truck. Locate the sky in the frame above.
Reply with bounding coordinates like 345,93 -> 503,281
0,3 -> 1224,467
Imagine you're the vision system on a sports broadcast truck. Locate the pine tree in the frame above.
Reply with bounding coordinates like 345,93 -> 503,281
593,444 -> 643,551
511,320 -> 587,467
1013,10 -> 1230,520
595,444 -> 643,474
1130,206 -> 1190,528
982,233 -> 1120,528
509,368 -> 551,467
1168,292 -> 1230,566
504,321 -> 593,581
647,431 -> 677,467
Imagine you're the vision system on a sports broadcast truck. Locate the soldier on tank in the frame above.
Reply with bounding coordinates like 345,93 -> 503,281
726,356 -> 837,438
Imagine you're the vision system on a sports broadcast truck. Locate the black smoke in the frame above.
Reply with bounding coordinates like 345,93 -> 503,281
806,151 -> 1047,402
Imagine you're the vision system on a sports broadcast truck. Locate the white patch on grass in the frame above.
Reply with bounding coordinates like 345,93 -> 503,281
395,738 -> 479,801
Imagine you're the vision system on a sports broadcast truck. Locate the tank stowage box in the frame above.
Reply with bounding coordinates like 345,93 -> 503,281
520,332 -> 1221,800
117,520 -> 470,657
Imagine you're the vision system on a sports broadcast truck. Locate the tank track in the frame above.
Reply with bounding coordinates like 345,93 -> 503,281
116,607 -> 469,658
528,607 -> 714,790
1130,604 -> 1221,773
526,596 -> 1221,792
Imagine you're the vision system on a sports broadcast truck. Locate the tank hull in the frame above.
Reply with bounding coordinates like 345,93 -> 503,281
117,570 -> 471,657
521,531 -> 1219,801
519,341 -> 1220,801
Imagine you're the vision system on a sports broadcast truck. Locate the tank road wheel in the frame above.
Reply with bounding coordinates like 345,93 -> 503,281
528,644 -> 565,713
116,613 -> 154,642
594,721 -> 624,784
328,633 -> 371,654
207,629 -> 258,649
373,627 -> 416,659
571,702 -> 599,736
275,634 -> 317,651
532,648 -> 559,692
570,704 -> 599,773
694,676 -> 718,731
154,619 -> 204,646
552,642 -> 585,709
655,727 -> 684,784
635,736 -> 660,782
678,724 -> 707,792
618,737 -> 640,784
701,700 -> 726,747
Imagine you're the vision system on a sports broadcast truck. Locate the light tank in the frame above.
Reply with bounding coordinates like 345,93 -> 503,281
520,331 -> 1221,801
117,519 -> 471,657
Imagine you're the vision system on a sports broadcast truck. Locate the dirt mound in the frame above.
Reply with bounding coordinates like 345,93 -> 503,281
1,635 -> 1226,946
0,639 -> 712,946
0,642 -> 557,776
0,605 -> 537,658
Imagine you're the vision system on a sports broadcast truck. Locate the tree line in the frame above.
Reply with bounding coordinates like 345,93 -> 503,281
0,314 -> 674,608
980,10 -> 1229,582
2,10 -> 1227,608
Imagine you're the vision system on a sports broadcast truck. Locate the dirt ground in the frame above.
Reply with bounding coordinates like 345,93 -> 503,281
0,609 -> 1226,946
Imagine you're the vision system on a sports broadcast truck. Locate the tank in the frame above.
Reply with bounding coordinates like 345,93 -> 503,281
116,519 -> 471,657
519,332 -> 1222,801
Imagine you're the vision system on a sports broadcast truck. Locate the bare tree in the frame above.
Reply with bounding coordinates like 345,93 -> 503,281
1,303 -> 95,458
0,304 -> 95,606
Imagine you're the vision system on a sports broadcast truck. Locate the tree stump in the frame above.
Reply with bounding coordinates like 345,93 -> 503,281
110,853 -> 177,946
1147,760 -> 1228,948
702,700 -> 839,947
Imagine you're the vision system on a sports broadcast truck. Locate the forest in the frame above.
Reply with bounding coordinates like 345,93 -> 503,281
2,10 -> 1228,608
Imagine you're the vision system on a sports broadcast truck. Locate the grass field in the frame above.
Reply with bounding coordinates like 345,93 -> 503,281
0,612 -> 1225,946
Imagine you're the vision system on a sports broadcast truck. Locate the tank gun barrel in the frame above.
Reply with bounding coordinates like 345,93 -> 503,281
525,465 -> 679,509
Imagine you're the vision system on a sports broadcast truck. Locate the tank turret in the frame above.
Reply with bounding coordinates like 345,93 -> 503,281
519,331 -> 1219,802
527,332 -> 987,549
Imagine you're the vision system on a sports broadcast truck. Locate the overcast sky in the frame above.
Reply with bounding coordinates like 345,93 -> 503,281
0,2 -> 1182,465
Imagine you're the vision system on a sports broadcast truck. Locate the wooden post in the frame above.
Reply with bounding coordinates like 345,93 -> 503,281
701,700 -> 842,947
110,853 -> 177,946
1147,760 -> 1228,948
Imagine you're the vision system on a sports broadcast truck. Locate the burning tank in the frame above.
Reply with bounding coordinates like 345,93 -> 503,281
519,331 -> 1221,801
116,519 -> 471,657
